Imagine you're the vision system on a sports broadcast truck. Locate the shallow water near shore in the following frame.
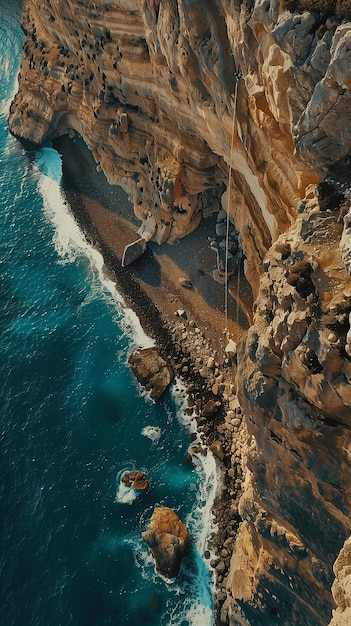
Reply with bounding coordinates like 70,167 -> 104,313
0,4 -> 217,625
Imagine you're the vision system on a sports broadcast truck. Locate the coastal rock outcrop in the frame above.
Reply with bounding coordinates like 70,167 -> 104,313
142,507 -> 189,579
121,470 -> 149,491
128,346 -> 174,401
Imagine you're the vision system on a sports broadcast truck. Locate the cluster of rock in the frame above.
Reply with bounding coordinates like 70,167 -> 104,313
160,310 -> 251,600
120,470 -> 189,577
121,470 -> 149,492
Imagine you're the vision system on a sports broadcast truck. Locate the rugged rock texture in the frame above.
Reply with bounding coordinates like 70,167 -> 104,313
142,506 -> 189,578
121,470 -> 149,491
9,1 -> 351,625
227,181 -> 351,626
9,1 -> 351,281
11,0 -> 350,293
128,346 -> 174,400
329,537 -> 351,626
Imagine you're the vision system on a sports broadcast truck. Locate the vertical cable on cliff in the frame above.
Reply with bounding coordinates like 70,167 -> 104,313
224,71 -> 241,332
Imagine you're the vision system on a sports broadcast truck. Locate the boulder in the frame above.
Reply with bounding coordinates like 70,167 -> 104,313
179,277 -> 194,290
121,237 -> 147,267
210,439 -> 225,461
202,398 -> 221,418
225,339 -> 237,358
128,347 -> 174,401
121,470 -> 149,491
142,507 -> 189,578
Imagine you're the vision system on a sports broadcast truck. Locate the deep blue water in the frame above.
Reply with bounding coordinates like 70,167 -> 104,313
0,4 -> 217,625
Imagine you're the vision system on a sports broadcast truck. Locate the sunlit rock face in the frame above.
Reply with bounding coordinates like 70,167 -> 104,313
329,536 -> 351,626
9,1 -> 351,625
11,0 -> 350,294
229,181 -> 351,626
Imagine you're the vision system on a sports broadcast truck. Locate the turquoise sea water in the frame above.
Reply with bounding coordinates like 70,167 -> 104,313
0,4 -> 217,625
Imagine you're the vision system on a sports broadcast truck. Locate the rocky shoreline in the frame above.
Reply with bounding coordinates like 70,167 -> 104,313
53,135 -> 250,624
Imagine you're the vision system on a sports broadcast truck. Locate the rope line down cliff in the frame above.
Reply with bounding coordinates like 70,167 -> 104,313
224,70 -> 241,333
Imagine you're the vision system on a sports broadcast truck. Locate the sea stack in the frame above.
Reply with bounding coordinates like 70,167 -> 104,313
142,507 -> 189,579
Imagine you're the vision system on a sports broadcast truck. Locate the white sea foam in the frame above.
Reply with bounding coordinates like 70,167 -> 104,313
34,146 -> 154,350
141,425 -> 162,443
169,379 -> 220,625
115,480 -> 138,505
115,467 -> 140,505
132,535 -> 155,572
122,379 -> 218,625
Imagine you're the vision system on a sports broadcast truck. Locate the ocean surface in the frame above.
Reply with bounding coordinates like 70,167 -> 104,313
0,3 -> 217,625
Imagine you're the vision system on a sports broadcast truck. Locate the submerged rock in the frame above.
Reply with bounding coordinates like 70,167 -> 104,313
128,347 -> 174,401
142,507 -> 189,579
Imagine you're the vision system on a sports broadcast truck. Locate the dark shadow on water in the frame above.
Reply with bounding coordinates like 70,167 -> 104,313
88,389 -> 122,424
136,595 -> 163,624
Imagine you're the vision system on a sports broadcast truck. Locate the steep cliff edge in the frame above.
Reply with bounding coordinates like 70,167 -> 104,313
228,176 -> 351,625
8,1 -> 351,625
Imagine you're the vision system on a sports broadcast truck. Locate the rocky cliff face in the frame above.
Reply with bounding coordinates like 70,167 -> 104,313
228,178 -> 351,625
9,1 -> 351,625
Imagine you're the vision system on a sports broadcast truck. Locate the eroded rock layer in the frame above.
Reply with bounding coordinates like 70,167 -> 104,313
227,178 -> 351,626
12,0 -> 351,292
9,1 -> 351,625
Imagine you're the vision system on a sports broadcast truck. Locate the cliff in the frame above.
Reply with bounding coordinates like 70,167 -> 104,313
9,1 -> 351,625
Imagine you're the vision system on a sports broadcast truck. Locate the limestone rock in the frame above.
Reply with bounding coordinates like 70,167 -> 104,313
234,187 -> 351,625
128,347 -> 174,401
225,339 -> 237,359
178,277 -> 193,290
210,440 -> 224,462
202,399 -> 221,418
121,470 -> 149,491
142,507 -> 189,579
329,536 -> 351,626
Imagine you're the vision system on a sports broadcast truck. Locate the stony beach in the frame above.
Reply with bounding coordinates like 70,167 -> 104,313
54,133 -> 253,622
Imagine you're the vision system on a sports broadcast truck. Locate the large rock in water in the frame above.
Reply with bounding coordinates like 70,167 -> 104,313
121,470 -> 149,491
142,507 -> 189,579
128,347 -> 174,401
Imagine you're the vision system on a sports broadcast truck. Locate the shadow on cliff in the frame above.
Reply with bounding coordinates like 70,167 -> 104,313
129,247 -> 162,287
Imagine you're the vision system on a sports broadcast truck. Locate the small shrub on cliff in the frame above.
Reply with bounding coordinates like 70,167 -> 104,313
280,0 -> 351,19
317,181 -> 345,212
275,242 -> 291,259
286,260 -> 315,298
336,0 -> 351,18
